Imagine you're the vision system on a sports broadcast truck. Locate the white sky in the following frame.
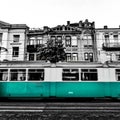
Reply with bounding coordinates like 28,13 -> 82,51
1,0 -> 120,28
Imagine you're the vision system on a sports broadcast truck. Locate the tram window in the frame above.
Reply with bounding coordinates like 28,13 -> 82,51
0,69 -> 8,81
116,69 -> 120,81
81,69 -> 98,81
28,69 -> 44,81
62,69 -> 79,81
10,69 -> 26,81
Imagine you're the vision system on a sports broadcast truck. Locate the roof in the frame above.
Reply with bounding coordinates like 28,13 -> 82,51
0,20 -> 10,28
0,20 -> 29,29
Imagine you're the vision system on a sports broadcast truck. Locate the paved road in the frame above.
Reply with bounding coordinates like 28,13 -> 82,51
0,100 -> 120,119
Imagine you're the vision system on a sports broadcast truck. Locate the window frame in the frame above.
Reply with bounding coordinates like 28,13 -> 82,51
81,69 -> 98,81
116,69 -> 120,81
13,35 -> 20,42
10,69 -> 26,81
84,52 -> 93,62
71,36 -> 78,47
0,33 -> 3,43
12,47 -> 19,57
66,53 -> 72,61
28,69 -> 44,81
29,53 -> 35,61
65,36 -> 71,47
72,53 -> 78,61
0,69 -> 8,81
62,68 -> 79,81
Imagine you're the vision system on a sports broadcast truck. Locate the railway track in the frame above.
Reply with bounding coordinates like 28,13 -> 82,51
0,101 -> 120,119
0,102 -> 120,112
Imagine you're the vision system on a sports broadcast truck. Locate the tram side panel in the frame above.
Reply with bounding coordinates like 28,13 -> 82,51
0,83 -> 8,97
0,68 -> 50,98
1,66 -> 120,98
54,68 -> 106,98
55,82 -> 106,98
109,68 -> 120,98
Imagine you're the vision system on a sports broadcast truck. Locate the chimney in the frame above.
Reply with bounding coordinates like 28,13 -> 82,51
79,21 -> 82,27
104,25 -> 108,29
91,22 -> 95,28
67,21 -> 70,26
44,26 -> 48,31
85,19 -> 88,23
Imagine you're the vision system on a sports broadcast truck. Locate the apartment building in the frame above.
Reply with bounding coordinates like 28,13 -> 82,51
3,19 -> 120,64
27,19 -> 97,62
0,20 -> 28,61
96,26 -> 120,63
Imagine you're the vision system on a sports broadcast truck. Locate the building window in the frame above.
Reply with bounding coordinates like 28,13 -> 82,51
104,34 -> 109,43
89,53 -> 93,62
116,54 -> 120,61
0,33 -> 3,43
10,69 -> 26,81
62,69 -> 79,81
13,35 -> 20,42
57,36 -> 62,45
36,54 -> 40,61
12,47 -> 19,57
29,37 -> 35,45
84,52 -> 93,62
84,45 -> 93,49
113,34 -> 118,42
36,37 -> 43,45
72,36 -> 77,47
116,69 -> 120,81
29,53 -> 34,61
66,53 -> 71,61
81,69 -> 98,81
51,36 -> 56,41
72,53 -> 78,61
57,36 -> 62,41
0,69 -> 8,81
51,36 -> 56,45
28,69 -> 44,81
57,36 -> 62,40
65,36 -> 71,47
84,53 -> 89,60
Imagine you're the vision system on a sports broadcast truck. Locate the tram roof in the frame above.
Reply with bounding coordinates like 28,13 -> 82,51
0,61 -> 120,68
0,61 -> 117,68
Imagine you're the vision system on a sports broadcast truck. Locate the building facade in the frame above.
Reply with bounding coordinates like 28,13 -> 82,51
96,26 -> 120,63
0,21 -> 28,61
27,19 -> 97,62
1,19 -> 120,64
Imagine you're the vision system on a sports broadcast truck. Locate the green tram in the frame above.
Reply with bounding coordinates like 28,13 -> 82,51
0,61 -> 120,99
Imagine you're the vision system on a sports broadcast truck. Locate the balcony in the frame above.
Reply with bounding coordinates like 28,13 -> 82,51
27,44 -> 44,52
102,42 -> 120,51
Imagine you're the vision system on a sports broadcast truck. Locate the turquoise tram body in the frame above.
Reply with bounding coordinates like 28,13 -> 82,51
0,61 -> 120,98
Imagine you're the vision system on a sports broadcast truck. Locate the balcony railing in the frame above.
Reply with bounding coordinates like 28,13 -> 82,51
103,42 -> 120,51
27,44 -> 44,52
